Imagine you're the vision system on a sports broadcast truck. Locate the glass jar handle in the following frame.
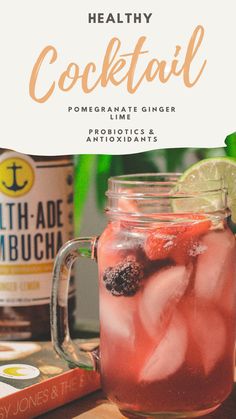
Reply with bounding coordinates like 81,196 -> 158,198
51,237 -> 99,370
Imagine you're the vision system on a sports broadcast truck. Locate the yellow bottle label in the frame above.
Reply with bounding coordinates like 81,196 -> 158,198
0,152 -> 74,306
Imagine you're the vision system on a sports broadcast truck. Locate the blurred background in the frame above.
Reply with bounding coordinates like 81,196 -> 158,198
74,144 -> 232,332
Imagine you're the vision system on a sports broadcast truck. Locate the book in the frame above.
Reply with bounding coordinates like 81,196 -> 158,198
0,339 -> 100,419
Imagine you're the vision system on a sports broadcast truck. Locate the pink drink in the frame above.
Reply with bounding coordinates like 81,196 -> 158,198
51,173 -> 236,418
98,216 -> 236,417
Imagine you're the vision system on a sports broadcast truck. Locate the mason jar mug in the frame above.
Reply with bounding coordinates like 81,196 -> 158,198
51,174 -> 236,418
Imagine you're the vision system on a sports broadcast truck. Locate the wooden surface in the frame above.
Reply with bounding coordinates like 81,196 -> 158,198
38,385 -> 236,419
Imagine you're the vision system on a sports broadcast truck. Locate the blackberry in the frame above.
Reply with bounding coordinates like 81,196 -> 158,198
103,257 -> 144,296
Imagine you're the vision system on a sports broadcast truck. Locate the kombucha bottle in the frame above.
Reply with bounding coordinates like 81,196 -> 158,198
0,150 -> 75,340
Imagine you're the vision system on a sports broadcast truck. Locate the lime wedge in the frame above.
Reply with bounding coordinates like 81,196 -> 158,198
174,157 -> 236,222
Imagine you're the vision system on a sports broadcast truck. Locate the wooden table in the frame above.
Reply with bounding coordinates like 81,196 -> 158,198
38,385 -> 236,419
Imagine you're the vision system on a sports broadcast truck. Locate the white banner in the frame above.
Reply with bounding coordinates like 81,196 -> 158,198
1,0 -> 235,155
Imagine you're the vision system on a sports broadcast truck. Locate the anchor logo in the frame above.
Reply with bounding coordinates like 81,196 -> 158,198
2,162 -> 28,192
0,156 -> 34,197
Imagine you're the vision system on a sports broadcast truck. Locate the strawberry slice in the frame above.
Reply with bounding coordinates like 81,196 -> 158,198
172,217 -> 211,264
180,215 -> 212,240
144,224 -> 184,261
144,215 -> 211,262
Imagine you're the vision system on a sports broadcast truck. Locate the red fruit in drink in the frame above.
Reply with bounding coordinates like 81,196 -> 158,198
145,215 -> 211,263
103,256 -> 144,296
144,225 -> 183,261
172,217 -> 212,264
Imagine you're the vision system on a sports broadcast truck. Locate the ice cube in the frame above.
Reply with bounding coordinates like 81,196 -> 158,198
219,254 -> 236,313
194,230 -> 236,301
189,307 -> 226,375
139,266 -> 190,339
118,188 -> 137,213
98,222 -> 123,271
139,311 -> 187,382
100,291 -> 136,343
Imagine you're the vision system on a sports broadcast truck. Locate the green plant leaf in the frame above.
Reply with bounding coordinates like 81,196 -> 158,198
122,151 -> 158,173
194,147 -> 226,160
225,132 -> 236,158
96,155 -> 113,210
74,155 -> 96,234
164,148 -> 187,172
94,153 -> 159,210
110,155 -> 124,176
95,155 -> 125,210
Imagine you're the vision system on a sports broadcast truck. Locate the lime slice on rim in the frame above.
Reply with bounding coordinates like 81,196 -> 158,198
173,157 -> 236,222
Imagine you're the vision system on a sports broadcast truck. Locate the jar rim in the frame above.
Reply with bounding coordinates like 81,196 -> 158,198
108,173 -> 182,186
107,173 -> 224,196
106,172 -> 227,215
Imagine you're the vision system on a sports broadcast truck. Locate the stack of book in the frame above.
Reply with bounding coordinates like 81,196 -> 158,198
0,339 -> 100,418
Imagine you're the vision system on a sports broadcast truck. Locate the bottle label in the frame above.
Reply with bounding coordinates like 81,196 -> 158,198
0,152 -> 74,306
